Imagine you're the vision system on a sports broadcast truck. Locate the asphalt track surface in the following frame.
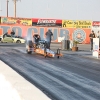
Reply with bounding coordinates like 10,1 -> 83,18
0,43 -> 100,100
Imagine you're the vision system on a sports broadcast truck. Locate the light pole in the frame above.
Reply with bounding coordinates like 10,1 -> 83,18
14,0 -> 17,17
12,0 -> 21,17
47,4 -> 49,18
7,0 -> 9,17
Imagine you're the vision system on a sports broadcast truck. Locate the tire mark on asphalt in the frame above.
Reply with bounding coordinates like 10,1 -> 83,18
0,49 -> 100,100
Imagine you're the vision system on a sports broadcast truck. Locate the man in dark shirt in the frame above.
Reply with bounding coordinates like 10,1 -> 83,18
33,34 -> 40,44
89,30 -> 96,51
45,29 -> 53,49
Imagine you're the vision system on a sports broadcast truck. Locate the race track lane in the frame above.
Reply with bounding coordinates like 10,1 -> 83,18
0,47 -> 100,100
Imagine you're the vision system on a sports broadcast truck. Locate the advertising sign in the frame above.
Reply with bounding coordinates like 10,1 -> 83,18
93,38 -> 99,58
73,29 -> 86,43
62,20 -> 74,28
32,18 -> 62,27
92,21 -> 100,36
1,17 -> 32,26
62,20 -> 92,28
92,21 -> 100,26
0,24 -> 91,43
0,28 -> 3,35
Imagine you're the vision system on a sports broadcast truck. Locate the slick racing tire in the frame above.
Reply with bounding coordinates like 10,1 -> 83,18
26,49 -> 32,54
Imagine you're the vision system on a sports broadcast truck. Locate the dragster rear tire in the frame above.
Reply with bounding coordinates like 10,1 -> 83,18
28,51 -> 32,54
57,56 -> 59,59
26,50 -> 32,54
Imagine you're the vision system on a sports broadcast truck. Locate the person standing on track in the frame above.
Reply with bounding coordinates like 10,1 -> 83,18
45,29 -> 53,49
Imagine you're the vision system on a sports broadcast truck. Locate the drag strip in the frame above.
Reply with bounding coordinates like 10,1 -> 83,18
0,44 -> 100,100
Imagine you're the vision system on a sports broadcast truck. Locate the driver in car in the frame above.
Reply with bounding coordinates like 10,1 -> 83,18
33,34 -> 40,44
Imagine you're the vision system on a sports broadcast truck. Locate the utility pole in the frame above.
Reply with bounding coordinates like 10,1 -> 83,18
14,0 -> 16,17
7,0 -> 9,17
12,0 -> 21,17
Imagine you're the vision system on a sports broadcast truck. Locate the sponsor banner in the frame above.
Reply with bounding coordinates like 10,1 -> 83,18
75,20 -> 92,28
92,21 -> 100,26
32,18 -> 62,27
0,28 -> 3,35
1,17 -> 32,26
62,20 -> 74,28
92,21 -> 100,35
0,24 -> 91,43
72,29 -> 86,43
62,20 -> 92,28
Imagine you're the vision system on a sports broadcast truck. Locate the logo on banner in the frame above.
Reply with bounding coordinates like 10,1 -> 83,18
37,19 -> 56,24
92,21 -> 100,26
73,29 -> 86,43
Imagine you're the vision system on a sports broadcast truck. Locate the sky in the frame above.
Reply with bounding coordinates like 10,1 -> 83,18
0,0 -> 100,21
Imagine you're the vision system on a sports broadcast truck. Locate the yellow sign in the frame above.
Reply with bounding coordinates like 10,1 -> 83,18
1,17 -> 32,26
62,20 -> 74,28
62,20 -> 92,28
74,20 -> 92,28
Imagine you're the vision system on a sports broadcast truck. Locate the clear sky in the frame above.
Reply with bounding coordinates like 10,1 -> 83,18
0,0 -> 100,21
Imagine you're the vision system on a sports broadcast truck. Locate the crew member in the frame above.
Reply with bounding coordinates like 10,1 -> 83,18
89,30 -> 96,51
45,29 -> 53,49
33,34 -> 41,45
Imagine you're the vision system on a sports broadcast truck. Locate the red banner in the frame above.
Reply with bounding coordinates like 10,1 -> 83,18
32,18 -> 62,27
92,21 -> 100,26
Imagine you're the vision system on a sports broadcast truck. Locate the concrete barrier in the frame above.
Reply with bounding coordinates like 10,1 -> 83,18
0,60 -> 51,100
